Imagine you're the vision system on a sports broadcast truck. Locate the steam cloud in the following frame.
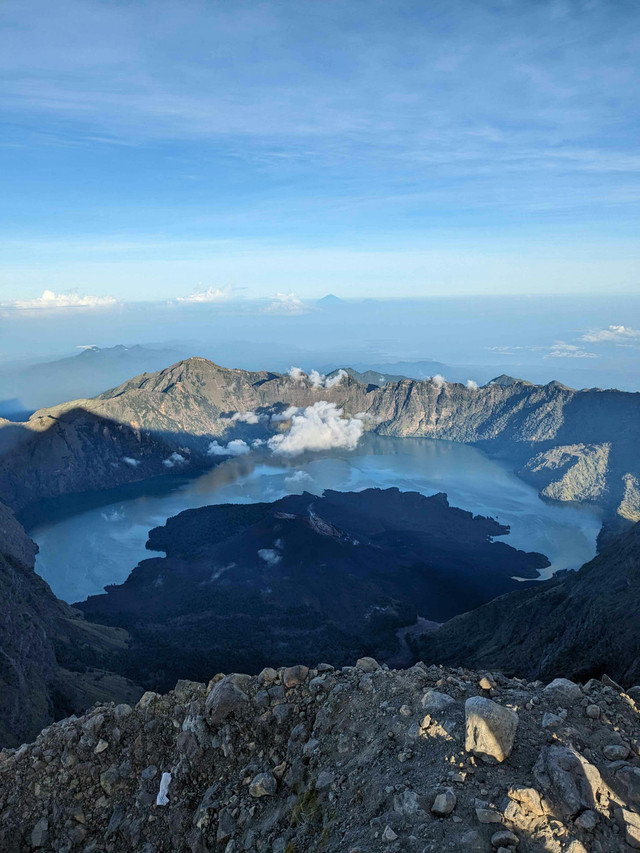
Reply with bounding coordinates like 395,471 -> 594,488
162,452 -> 186,468
287,367 -> 347,389
268,401 -> 363,456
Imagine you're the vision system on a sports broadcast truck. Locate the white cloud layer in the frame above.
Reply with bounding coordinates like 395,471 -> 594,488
581,325 -> 640,344
122,456 -> 140,466
5,289 -> 118,310
466,379 -> 479,389
208,438 -> 251,456
546,342 -> 598,359
431,374 -> 446,387
174,285 -> 231,303
264,292 -> 305,315
268,401 -> 363,456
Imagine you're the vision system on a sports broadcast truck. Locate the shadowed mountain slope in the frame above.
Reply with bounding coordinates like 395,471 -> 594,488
415,520 -> 640,687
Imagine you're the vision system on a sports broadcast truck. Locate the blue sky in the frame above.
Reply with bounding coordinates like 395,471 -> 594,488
1,0 -> 639,302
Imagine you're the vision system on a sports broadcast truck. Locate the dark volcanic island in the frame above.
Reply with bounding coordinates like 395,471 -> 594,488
78,488 -> 548,691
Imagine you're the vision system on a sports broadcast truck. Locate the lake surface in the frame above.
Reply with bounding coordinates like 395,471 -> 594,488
29,435 -> 602,604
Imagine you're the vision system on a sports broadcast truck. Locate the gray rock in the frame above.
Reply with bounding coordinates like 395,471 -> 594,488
30,817 -> 48,848
541,711 -> 563,729
603,743 -> 629,761
421,689 -> 455,713
282,665 -> 309,687
615,806 -> 640,849
465,696 -> 518,763
575,809 -> 597,831
491,829 -> 519,847
249,772 -> 276,798
533,744 -> 603,816
355,657 -> 379,673
205,677 -> 249,728
543,678 -> 582,704
431,788 -> 456,816
613,764 -> 640,806
585,704 -> 600,719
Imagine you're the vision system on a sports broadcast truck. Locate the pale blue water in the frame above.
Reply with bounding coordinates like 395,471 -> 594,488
30,435 -> 602,604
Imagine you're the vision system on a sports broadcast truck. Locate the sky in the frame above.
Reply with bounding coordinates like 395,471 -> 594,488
1,0 -> 639,305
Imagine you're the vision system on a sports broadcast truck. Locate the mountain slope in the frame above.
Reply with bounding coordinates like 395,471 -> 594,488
1,661 -> 638,853
414,520 -> 640,687
0,501 -> 141,747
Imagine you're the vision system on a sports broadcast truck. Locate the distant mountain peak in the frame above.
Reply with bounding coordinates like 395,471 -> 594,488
317,294 -> 343,305
488,374 -> 532,387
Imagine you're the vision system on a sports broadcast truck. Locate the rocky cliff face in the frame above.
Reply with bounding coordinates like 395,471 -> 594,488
1,659 -> 639,852
0,501 -> 141,747
0,358 -> 637,523
415,521 -> 640,687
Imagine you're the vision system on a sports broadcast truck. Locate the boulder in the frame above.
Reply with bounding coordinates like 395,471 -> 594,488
542,678 -> 582,704
282,665 -> 309,688
533,745 -> 604,816
205,677 -> 249,728
465,697 -> 518,763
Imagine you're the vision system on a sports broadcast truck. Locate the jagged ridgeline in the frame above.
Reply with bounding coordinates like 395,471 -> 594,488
0,358 -> 638,523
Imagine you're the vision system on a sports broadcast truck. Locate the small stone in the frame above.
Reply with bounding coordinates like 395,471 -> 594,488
94,739 -> 109,754
136,691 -> 159,709
491,829 -> 519,848
422,689 -> 456,713
258,667 -> 278,685
542,712 -> 563,729
465,696 -> 518,764
382,825 -> 398,842
460,829 -> 484,851
507,786 -> 544,816
355,657 -> 379,673
114,703 -> 133,722
316,770 -> 335,790
249,771 -> 277,797
431,789 -> 456,816
575,810 -> 597,831
282,665 -> 309,687
603,743 -> 630,761
30,817 -> 49,848
585,704 -> 600,719
479,676 -> 494,690
476,807 -> 502,824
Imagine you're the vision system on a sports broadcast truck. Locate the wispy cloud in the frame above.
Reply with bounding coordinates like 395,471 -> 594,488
545,341 -> 598,359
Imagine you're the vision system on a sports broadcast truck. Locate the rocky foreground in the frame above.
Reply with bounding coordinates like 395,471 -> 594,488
1,660 -> 639,853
